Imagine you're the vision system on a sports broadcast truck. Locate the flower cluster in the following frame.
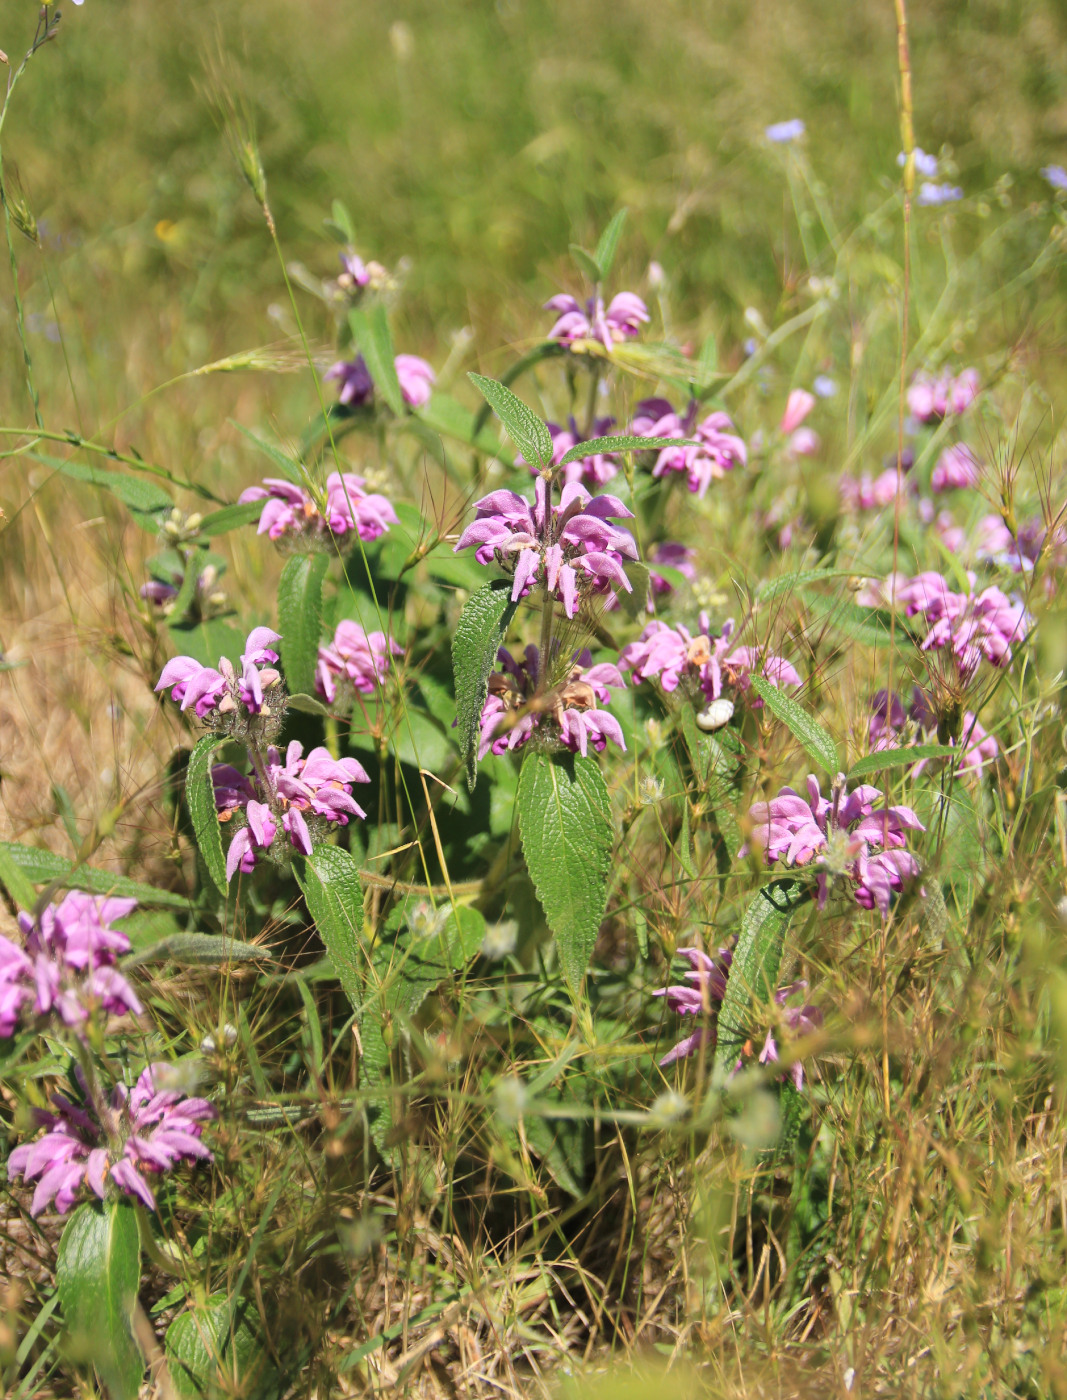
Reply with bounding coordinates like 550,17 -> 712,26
745,773 -> 924,913
479,646 -> 626,758
870,571 -> 1031,681
239,472 -> 397,546
975,514 -> 1066,580
869,688 -> 998,774
316,621 -> 404,704
545,291 -> 649,350
1,891 -> 141,1037
630,398 -> 746,498
8,1065 -> 214,1215
325,352 -> 435,409
839,467 -> 913,512
520,416 -> 620,488
917,182 -> 963,207
931,443 -> 980,493
454,477 -> 638,617
653,946 -> 821,1086
156,627 -> 285,735
619,614 -> 800,725
906,367 -> 979,423
214,741 -> 370,879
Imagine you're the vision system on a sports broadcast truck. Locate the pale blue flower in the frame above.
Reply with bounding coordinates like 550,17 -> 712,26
813,375 -> 837,398
918,182 -> 963,207
1041,165 -> 1067,191
766,119 -> 805,144
897,147 -> 939,177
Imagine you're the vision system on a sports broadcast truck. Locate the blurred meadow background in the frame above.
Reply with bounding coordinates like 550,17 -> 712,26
4,0 -> 1067,1396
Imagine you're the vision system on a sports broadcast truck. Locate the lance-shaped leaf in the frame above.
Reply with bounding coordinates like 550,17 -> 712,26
714,879 -> 806,1079
555,433 -> 694,468
569,244 -> 602,283
0,843 -> 39,912
848,744 -> 956,780
749,674 -> 840,775
0,841 -> 192,908
32,454 -> 173,522
452,581 -> 518,792
349,304 -> 405,417
594,208 -> 628,279
197,500 -> 265,536
277,553 -> 328,697
517,751 -> 612,992
186,735 -> 227,895
57,1201 -> 143,1400
468,372 -> 553,468
295,845 -> 366,1014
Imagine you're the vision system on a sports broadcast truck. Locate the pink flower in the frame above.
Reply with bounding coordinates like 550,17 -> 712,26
325,353 -> 435,410
619,615 -> 800,705
630,398 -> 746,498
478,646 -> 626,759
888,572 -> 1031,680
869,688 -> 999,774
745,773 -> 924,914
544,291 -> 649,350
316,622 -> 404,703
519,417 -> 620,488
156,628 -> 283,722
906,367 -> 979,423
931,443 -> 980,492
239,474 -> 397,545
394,354 -> 435,407
7,1064 -> 215,1216
780,389 -> 815,435
453,478 -> 638,618
839,469 -> 912,511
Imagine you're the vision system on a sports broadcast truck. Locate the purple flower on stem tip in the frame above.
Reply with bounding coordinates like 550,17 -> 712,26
880,572 -> 1032,680
630,398 -> 746,498
766,119 -> 805,143
215,741 -> 370,880
478,645 -> 626,759
7,1064 -> 215,1216
156,627 -> 283,725
758,983 -> 823,1089
544,292 -> 649,351
653,945 -> 732,1066
519,416 -> 620,488
869,688 -> 999,775
1,891 -> 142,1037
239,473 -> 397,546
619,614 -> 800,709
324,352 -> 435,409
907,368 -> 979,423
931,443 -> 980,493
316,621 -> 404,704
453,477 -> 638,618
745,773 -> 924,914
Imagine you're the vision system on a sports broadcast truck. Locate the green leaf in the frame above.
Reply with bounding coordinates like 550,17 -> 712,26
287,691 -> 330,717
296,845 -> 366,1013
756,568 -> 855,601
231,423 -> 304,485
451,582 -> 518,792
714,880 -> 806,1077
0,843 -> 39,911
569,243 -> 602,283
517,751 -> 612,992
330,198 -> 355,242
0,841 -> 192,908
617,560 -> 650,620
56,1201 -> 143,1400
594,209 -> 628,279
197,501 -> 265,536
749,674 -> 839,775
349,304 -> 405,416
123,933 -> 268,968
417,390 -> 518,462
186,735 -> 227,895
277,553 -> 328,696
555,434 -> 686,468
31,454 -> 172,521
165,1292 -> 280,1400
847,744 -> 956,780
468,372 -> 553,468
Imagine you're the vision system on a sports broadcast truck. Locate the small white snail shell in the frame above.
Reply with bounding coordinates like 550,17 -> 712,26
695,698 -> 735,732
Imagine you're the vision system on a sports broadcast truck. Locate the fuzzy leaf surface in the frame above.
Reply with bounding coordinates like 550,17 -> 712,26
0,841 -> 192,908
714,879 -> 805,1077
165,1292 -> 280,1400
847,744 -> 956,780
556,434 -> 687,467
749,674 -> 839,774
277,553 -> 328,697
451,581 -> 518,791
56,1201 -> 143,1400
186,735 -> 227,895
468,372 -> 553,468
296,845 -> 366,1013
517,751 -> 612,992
